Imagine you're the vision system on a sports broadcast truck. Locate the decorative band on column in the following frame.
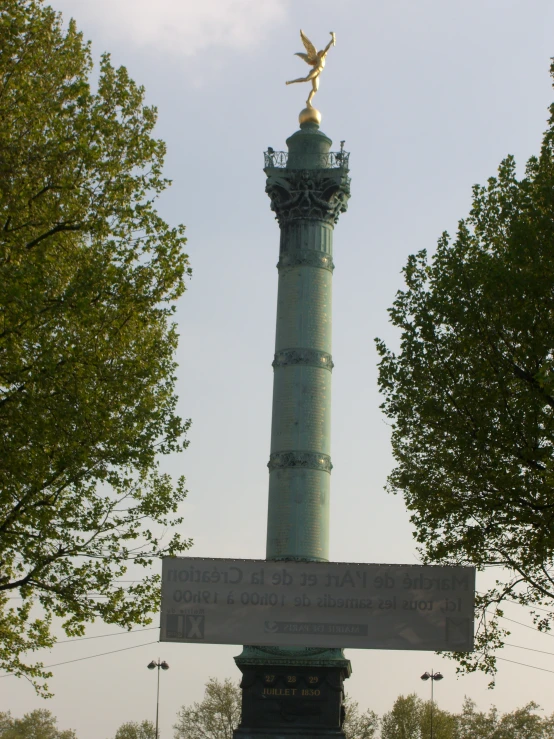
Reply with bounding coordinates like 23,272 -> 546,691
277,250 -> 335,272
272,348 -> 334,371
268,451 -> 333,473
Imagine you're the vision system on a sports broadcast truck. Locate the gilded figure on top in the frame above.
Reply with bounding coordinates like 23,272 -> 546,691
286,30 -> 336,108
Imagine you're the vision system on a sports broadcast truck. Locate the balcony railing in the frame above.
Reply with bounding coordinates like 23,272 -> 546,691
264,150 -> 350,170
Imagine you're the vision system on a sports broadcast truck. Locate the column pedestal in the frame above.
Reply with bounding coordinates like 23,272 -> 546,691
234,647 -> 351,738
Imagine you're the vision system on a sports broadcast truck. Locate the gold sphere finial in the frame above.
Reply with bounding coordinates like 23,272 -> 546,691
299,106 -> 321,126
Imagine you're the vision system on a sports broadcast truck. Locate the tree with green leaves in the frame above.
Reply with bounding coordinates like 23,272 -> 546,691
380,694 -> 456,739
0,710 -> 77,739
342,694 -> 379,739
377,61 -> 554,679
0,0 -> 191,694
420,700 -> 457,739
495,702 -> 554,739
173,678 -> 241,739
455,697 -> 554,739
455,698 -> 498,739
112,720 -> 156,739
380,694 -> 423,739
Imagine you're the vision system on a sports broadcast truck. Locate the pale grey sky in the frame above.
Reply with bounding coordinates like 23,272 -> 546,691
3,1 -> 554,737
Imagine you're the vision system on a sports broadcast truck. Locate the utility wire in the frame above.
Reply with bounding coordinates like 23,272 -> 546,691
56,626 -> 158,643
496,656 -> 554,675
4,641 -> 554,680
498,613 -> 554,637
0,640 -> 159,677
7,591 -> 137,601
505,642 -> 554,657
6,580 -> 145,601
8,595 -> 111,600
477,591 -> 554,615
503,599 -> 554,615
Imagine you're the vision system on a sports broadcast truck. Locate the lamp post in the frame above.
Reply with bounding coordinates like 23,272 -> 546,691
147,659 -> 169,739
420,670 -> 443,739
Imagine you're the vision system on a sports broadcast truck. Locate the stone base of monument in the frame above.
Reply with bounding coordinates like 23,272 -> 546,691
233,648 -> 351,738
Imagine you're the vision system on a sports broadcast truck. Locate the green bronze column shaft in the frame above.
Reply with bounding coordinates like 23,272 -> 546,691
233,116 -> 351,739
265,122 -> 350,562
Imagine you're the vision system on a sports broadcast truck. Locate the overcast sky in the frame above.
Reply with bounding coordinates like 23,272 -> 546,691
3,1 -> 554,737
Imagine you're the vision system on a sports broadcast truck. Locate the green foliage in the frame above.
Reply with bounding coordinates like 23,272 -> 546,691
455,698 -> 498,739
420,700 -> 457,739
170,677 -> 554,739
378,694 -> 553,739
376,61 -> 554,679
173,678 -> 241,739
0,709 -> 77,739
455,697 -> 554,739
5,696 -> 554,739
381,694 -> 423,739
343,694 -> 379,739
380,693 -> 454,739
0,0 -> 191,694
112,720 -> 156,739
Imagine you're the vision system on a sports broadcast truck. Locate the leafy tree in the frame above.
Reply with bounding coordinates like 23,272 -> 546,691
0,709 -> 77,739
171,680 -> 554,739
376,61 -> 554,678
455,698 -> 498,739
112,720 -> 156,739
455,697 -> 554,739
0,0 -> 191,693
419,700 -> 457,739
496,702 -> 554,739
380,694 -> 453,739
173,678 -> 241,739
342,694 -> 379,739
0,716 -> 10,736
381,694 -> 422,739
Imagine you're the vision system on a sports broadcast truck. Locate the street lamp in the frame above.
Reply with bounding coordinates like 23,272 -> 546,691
147,659 -> 169,739
420,670 -> 443,739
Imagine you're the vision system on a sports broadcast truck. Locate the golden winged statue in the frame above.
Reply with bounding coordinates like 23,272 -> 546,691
286,30 -> 336,108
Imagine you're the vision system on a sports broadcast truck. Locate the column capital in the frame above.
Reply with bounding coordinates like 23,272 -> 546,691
265,166 -> 350,228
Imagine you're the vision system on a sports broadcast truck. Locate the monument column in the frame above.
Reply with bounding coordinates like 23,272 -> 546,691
234,102 -> 352,738
265,122 -> 348,562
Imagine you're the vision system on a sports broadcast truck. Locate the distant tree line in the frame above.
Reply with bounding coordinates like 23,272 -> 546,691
4,678 -> 554,739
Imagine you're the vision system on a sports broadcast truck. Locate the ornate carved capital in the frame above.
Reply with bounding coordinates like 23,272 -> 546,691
266,169 -> 350,227
272,348 -> 334,371
268,451 -> 333,474
277,249 -> 335,272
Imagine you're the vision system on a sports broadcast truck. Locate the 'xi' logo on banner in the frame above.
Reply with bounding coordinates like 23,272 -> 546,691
185,615 -> 205,639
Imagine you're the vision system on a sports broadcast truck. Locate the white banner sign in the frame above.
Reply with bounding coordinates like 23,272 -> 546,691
160,558 -> 475,651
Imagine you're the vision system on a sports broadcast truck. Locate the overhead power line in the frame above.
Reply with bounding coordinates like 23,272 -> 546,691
505,642 -> 554,657
477,590 -> 554,615
56,626 -> 158,644
502,599 -> 554,614
496,656 -> 554,675
498,613 -> 554,637
0,640 -> 159,678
